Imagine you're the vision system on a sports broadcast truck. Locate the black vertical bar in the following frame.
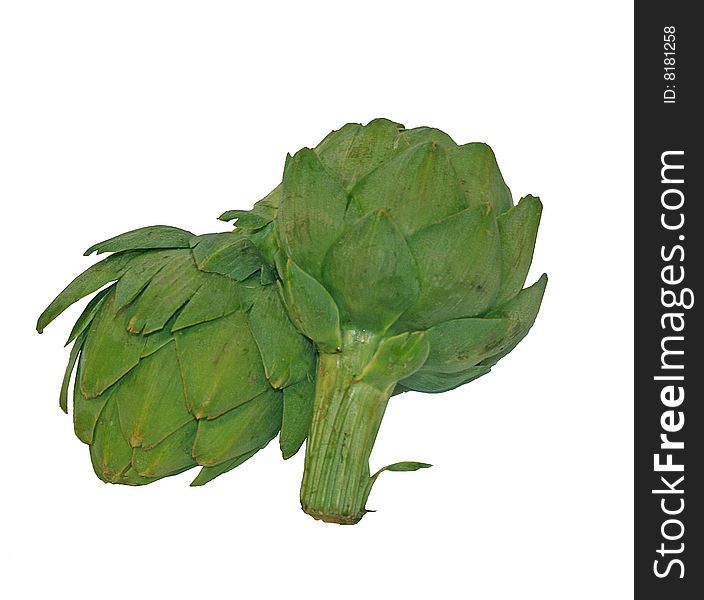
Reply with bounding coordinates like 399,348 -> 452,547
635,2 -> 701,599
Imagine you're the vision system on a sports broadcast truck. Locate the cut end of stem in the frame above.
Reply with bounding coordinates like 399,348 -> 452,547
302,504 -> 367,525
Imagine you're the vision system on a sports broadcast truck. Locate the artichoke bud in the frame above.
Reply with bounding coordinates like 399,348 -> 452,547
273,119 -> 545,399
275,122 -> 520,338
39,224 -> 319,486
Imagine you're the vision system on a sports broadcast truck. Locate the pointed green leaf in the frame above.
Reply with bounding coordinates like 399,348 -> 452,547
278,258 -> 341,352
400,205 -> 502,329
114,341 -> 192,450
350,142 -> 466,237
126,251 -> 202,334
172,274 -> 240,331
400,364 -> 491,393
315,118 -> 406,190
322,210 -> 419,332
448,142 -> 513,213
278,148 -> 348,277
421,317 -> 513,374
131,421 -> 197,478
220,210 -> 270,230
191,232 -> 266,282
375,461 -> 432,474
190,448 -> 260,486
113,250 -> 179,311
80,291 -> 146,398
279,378 -> 315,459
359,332 -> 430,390
219,209 -> 249,223
59,332 -> 85,413
362,459 -> 432,509
481,274 -> 548,367
247,285 -> 316,388
89,398 -> 133,483
495,195 -> 543,305
37,251 -> 141,333
65,286 -> 112,345
84,226 -> 193,256
219,185 -> 280,227
192,389 -> 282,466
174,310 -> 270,419
73,361 -> 110,444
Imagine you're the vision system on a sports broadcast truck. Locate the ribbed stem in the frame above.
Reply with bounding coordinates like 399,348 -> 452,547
300,331 -> 392,524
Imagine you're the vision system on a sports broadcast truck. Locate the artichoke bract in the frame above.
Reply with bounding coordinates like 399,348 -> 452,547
38,118 -> 546,525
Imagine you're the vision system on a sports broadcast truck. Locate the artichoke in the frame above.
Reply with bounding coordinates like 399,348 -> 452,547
37,227 -> 316,485
38,118 -> 546,524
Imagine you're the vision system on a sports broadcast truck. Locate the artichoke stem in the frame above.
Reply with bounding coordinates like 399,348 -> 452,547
300,331 -> 392,524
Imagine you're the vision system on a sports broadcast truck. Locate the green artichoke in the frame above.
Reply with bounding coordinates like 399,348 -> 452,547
37,227 -> 316,485
38,118 -> 546,524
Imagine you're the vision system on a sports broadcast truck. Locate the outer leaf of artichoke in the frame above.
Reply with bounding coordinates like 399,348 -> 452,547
495,195 -> 543,305
278,149 -> 347,279
83,225 -> 194,256
398,204 -> 502,329
322,209 -> 420,332
276,256 -> 341,352
447,142 -> 514,214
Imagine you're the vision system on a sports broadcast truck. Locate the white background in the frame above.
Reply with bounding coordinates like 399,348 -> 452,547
1,2 -> 633,598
